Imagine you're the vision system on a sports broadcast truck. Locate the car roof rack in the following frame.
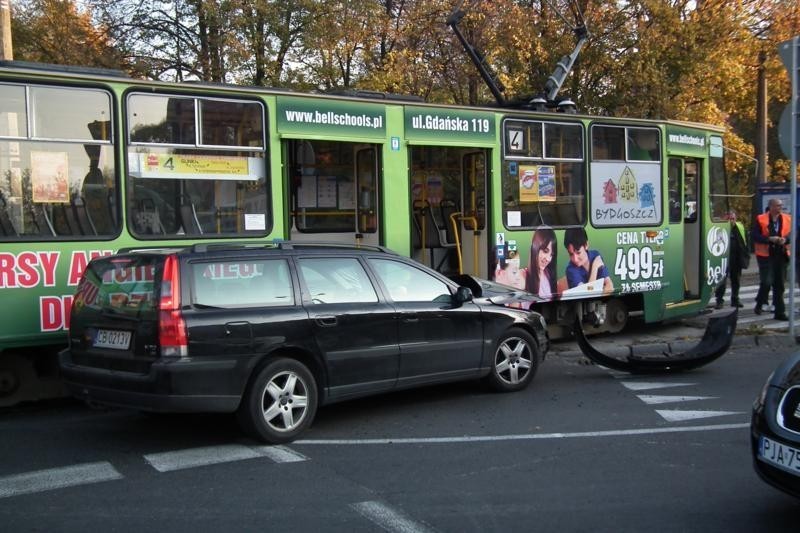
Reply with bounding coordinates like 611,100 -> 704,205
116,246 -> 188,254
189,240 -> 398,255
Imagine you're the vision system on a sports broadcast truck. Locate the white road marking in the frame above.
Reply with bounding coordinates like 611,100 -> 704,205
252,445 -> 308,463
351,501 -> 436,533
0,461 -> 123,499
655,410 -> 744,422
621,381 -> 696,391
145,443 -> 307,472
295,423 -> 749,445
637,395 -> 716,405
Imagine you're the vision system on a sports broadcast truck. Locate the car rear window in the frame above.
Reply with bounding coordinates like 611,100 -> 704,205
73,256 -> 160,318
191,259 -> 293,307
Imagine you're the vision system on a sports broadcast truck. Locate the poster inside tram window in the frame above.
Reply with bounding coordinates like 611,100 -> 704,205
519,165 -> 556,203
31,151 -> 70,203
519,165 -> 539,202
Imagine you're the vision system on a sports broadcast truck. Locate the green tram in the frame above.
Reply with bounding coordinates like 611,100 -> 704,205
0,61 -> 734,405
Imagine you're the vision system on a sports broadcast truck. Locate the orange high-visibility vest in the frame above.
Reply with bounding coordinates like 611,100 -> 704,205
754,212 -> 791,258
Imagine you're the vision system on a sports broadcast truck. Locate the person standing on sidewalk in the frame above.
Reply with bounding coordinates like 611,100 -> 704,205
715,212 -> 749,309
753,198 -> 791,320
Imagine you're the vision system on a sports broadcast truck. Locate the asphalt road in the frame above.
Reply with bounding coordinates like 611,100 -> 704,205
1,328 -> 798,532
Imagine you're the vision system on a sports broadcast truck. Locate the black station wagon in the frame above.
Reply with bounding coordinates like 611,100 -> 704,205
59,242 -> 549,443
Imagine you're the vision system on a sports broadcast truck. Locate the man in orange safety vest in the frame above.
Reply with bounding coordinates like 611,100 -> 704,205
753,198 -> 791,320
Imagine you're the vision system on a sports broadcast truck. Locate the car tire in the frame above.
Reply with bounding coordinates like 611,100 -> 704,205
237,357 -> 318,444
485,328 -> 539,392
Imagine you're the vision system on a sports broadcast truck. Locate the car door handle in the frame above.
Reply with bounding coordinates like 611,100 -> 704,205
315,316 -> 338,327
225,321 -> 251,335
402,313 -> 419,323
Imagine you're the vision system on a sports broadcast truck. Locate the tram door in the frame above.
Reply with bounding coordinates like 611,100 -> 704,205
666,157 -> 701,302
409,146 -> 488,277
289,140 -> 381,246
458,151 -> 488,278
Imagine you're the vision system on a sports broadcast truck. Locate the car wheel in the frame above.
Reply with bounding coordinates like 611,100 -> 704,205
237,358 -> 318,444
485,328 -> 539,392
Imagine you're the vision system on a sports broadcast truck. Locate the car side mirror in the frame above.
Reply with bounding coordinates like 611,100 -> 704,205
454,286 -> 473,305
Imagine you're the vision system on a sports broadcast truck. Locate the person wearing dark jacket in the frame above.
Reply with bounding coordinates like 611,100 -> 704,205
753,199 -> 791,320
715,213 -> 749,309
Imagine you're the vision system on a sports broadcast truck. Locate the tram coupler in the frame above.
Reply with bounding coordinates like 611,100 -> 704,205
573,307 -> 738,373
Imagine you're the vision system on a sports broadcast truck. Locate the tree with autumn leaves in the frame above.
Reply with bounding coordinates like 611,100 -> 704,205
8,0 -> 800,211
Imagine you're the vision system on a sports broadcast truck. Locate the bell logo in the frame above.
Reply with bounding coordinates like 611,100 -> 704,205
707,226 -> 728,257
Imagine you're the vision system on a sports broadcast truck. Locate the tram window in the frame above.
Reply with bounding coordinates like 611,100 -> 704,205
627,128 -> 660,161
544,123 -> 583,159
32,87 -> 111,141
356,148 -> 377,233
592,126 -> 624,160
592,126 -> 660,162
462,151 -> 487,231
200,100 -> 263,147
126,93 -> 268,239
684,161 -> 699,223
0,84 -> 27,137
502,119 -> 585,228
129,95 -> 196,145
504,120 -> 543,158
668,159 -> 682,224
290,139 -> 380,234
589,125 -> 663,227
709,154 -> 729,221
0,84 -> 118,241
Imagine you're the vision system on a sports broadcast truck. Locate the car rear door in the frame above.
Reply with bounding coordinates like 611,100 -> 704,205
297,256 -> 399,400
184,256 -> 312,359
367,258 -> 484,386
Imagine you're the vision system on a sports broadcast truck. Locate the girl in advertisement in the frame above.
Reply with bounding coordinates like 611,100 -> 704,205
494,227 -> 558,301
526,227 -> 557,300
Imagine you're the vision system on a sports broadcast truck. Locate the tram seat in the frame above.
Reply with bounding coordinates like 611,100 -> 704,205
537,203 -> 558,226
412,202 -> 440,268
424,203 -> 457,272
133,199 -> 165,235
439,200 -> 459,245
31,204 -> 56,236
179,201 -> 204,235
0,190 -> 18,237
83,184 -> 115,234
555,200 -> 581,226
73,196 -> 97,236
411,209 -> 422,249
53,203 -> 82,236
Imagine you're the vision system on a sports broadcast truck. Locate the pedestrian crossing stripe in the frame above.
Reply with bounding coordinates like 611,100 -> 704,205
655,410 -> 744,422
621,382 -> 696,391
637,395 -> 716,405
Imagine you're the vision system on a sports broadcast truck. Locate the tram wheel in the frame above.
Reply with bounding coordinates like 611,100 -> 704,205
605,299 -> 628,334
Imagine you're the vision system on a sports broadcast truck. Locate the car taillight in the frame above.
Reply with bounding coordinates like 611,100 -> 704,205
158,255 -> 187,356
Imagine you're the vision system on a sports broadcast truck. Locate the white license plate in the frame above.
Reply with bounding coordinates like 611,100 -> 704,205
758,436 -> 800,476
94,329 -> 131,350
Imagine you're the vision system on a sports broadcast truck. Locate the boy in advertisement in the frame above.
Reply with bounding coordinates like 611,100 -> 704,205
563,227 -> 614,295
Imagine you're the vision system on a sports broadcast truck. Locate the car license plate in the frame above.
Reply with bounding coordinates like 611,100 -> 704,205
758,436 -> 800,476
94,329 -> 131,350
